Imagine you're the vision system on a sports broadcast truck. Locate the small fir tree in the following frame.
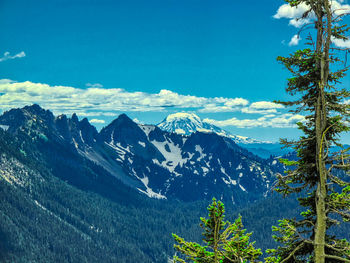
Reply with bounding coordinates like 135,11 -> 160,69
172,198 -> 262,263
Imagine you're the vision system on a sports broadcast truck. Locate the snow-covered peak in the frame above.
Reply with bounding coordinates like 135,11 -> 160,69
158,112 -> 223,136
165,112 -> 201,124
158,112 -> 272,144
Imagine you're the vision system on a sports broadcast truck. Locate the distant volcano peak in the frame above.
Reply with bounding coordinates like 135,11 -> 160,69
157,112 -> 272,144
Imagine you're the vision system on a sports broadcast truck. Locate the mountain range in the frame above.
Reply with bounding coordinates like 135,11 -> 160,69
0,104 -> 288,262
0,105 -> 284,205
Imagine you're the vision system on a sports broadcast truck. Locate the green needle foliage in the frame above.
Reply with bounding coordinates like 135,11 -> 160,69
172,198 -> 262,263
266,0 -> 350,263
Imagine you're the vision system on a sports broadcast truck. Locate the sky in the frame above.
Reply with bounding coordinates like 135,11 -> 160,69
0,0 -> 349,142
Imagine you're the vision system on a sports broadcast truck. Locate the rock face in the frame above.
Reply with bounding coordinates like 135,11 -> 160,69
0,105 -> 282,204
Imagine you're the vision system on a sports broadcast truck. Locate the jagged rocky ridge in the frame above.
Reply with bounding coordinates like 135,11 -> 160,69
0,105 -> 282,204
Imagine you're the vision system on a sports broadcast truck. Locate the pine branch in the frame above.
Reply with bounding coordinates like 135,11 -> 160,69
325,243 -> 350,253
330,208 -> 350,220
324,254 -> 350,262
280,241 -> 306,263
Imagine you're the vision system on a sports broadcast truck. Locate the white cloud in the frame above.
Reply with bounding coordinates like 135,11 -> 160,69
0,79 -> 251,115
0,51 -> 26,62
204,117 -> 267,128
199,105 -> 242,113
0,79 -> 14,84
86,83 -> 103,89
241,108 -> 277,114
204,113 -> 305,129
240,101 -> 284,114
224,98 -> 249,107
249,101 -> 284,109
289,34 -> 302,46
330,0 -> 350,16
89,118 -> 105,124
289,18 -> 311,28
199,98 -> 249,113
273,3 -> 310,19
331,36 -> 350,48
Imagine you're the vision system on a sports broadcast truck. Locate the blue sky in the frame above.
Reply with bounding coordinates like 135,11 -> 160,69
0,0 -> 349,142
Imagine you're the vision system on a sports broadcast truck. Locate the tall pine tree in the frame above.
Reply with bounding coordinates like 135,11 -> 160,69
266,0 -> 350,262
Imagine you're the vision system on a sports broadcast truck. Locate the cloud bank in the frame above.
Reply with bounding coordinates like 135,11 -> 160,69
204,113 -> 305,129
0,79 -> 252,115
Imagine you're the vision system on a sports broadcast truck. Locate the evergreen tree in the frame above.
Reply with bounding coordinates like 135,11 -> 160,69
266,1 -> 350,262
172,198 -> 262,263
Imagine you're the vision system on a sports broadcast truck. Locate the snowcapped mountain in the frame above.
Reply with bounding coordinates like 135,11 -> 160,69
157,112 -> 272,145
157,112 -> 227,136
0,105 -> 282,204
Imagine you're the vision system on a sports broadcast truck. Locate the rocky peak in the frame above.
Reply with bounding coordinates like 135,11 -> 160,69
78,118 -> 98,145
0,104 -> 55,134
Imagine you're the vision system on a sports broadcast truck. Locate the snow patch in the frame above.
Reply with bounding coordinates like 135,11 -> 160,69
221,176 -> 237,185
139,125 -> 156,137
137,176 -> 166,199
197,128 -> 212,133
239,184 -> 247,192
195,145 -> 206,161
105,141 -> 131,161
0,125 -> 9,131
72,138 -> 79,149
150,139 -> 188,172
79,130 -> 85,144
174,128 -> 185,134
202,167 -> 209,174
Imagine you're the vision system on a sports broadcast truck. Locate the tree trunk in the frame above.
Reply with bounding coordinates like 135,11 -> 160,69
314,44 -> 328,263
313,1 -> 332,261
315,144 -> 327,263
214,217 -> 219,263
314,1 -> 332,262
